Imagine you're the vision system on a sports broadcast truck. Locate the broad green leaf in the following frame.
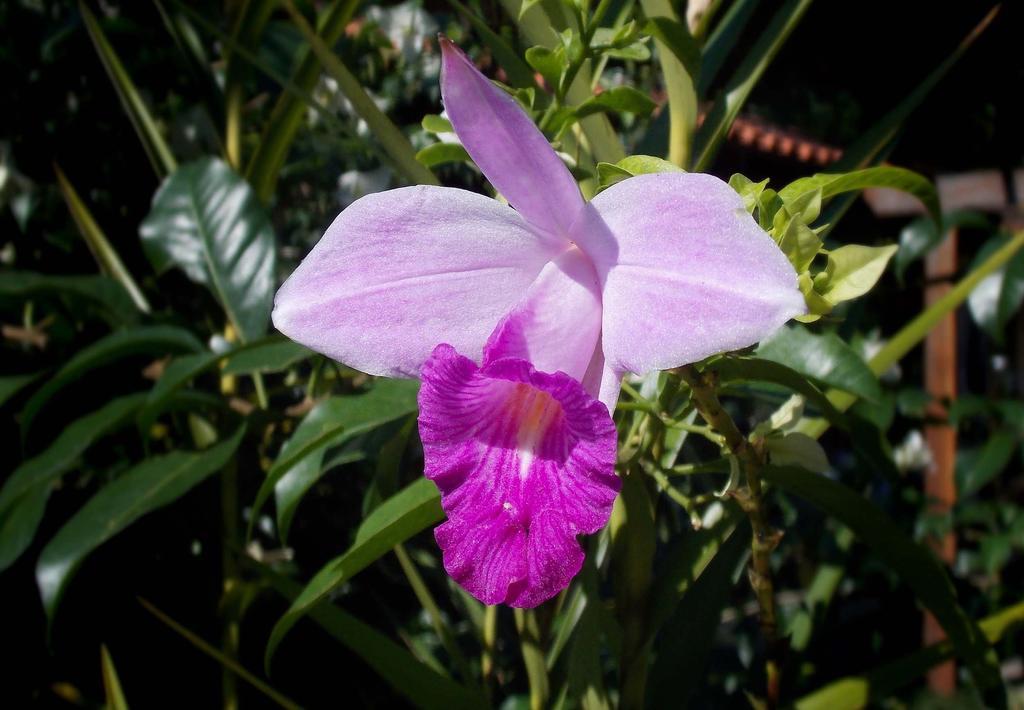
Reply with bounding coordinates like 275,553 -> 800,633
766,432 -> 829,472
814,244 -> 897,305
757,327 -> 881,402
242,0 -> 358,201
265,477 -> 444,666
894,211 -> 989,283
710,357 -> 846,427
101,645 -> 129,710
139,158 -> 275,342
728,173 -> 769,213
596,154 -> 684,189
0,371 -> 42,409
36,426 -> 245,623
967,234 -> 1024,343
692,0 -> 814,171
956,430 -> 1019,497
778,167 -> 941,227
20,326 -> 202,439
795,600 -> 1024,710
54,165 -> 151,314
564,557 -> 610,710
525,45 -> 565,89
247,379 -> 421,540
79,2 -> 177,178
641,10 -> 698,167
764,465 -> 1005,698
415,143 -> 472,169
222,338 -> 312,375
575,87 -> 657,119
281,1 -> 438,187
0,271 -> 139,327
776,214 -> 821,273
256,563 -> 486,709
646,517 -> 750,707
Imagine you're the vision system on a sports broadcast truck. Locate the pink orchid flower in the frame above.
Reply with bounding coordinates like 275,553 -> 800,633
273,39 -> 805,607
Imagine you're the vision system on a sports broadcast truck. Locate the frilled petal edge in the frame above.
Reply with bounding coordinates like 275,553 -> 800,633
418,344 -> 619,607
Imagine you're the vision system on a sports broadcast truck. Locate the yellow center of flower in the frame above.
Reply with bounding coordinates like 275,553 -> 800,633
508,383 -> 560,480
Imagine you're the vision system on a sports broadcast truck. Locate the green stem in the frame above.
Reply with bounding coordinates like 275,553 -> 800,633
482,604 -> 498,695
680,365 -> 781,708
515,608 -> 550,710
393,544 -> 475,684
252,371 -> 269,410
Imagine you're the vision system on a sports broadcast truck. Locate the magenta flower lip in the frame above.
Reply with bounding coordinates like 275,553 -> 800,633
272,39 -> 805,606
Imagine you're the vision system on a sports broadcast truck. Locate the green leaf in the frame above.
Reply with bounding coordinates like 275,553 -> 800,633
814,244 -> 898,305
710,357 -> 847,427
241,0 -> 358,201
894,211 -> 989,284
20,326 -> 202,439
967,234 -> 1024,343
265,477 -> 444,667
525,45 -> 565,89
596,154 -> 684,189
776,213 -> 822,273
421,114 -> 454,134
766,432 -> 829,473
36,426 -> 245,624
646,516 -> 750,707
757,327 -> 881,402
79,2 -> 177,178
54,165 -> 151,314
692,0 -> 814,171
138,351 -> 223,433
641,8 -> 698,167
0,270 -> 139,327
643,16 -> 700,78
445,0 -> 537,89
248,379 -> 421,541
575,87 -> 657,119
139,158 -> 275,342
415,143 -> 472,169
255,563 -> 486,710
0,371 -> 42,409
956,430 -> 1019,497
728,173 -> 769,214
795,600 -> 1024,710
779,167 -> 941,228
101,645 -> 129,710
222,338 -> 312,375
698,0 -> 759,95
763,465 -> 1005,698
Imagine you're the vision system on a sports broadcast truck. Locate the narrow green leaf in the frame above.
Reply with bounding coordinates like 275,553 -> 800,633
577,86 -> 657,118
967,234 -> 1024,343
446,0 -> 537,89
246,379 -> 420,540
692,0 -> 814,171
100,645 -> 129,710
894,211 -> 989,283
815,244 -> 898,306
646,516 -> 750,707
265,477 -> 444,667
764,465 -> 1005,698
79,1 -> 177,177
698,0 -> 759,95
54,164 -> 151,314
0,371 -> 42,409
564,558 -> 610,710
779,167 -> 941,227
255,563 -> 486,709
241,0 -> 358,202
0,270 -> 139,327
138,351 -> 223,433
138,597 -> 301,710
796,600 -> 1024,710
281,0 -> 438,187
20,326 -> 202,439
956,430 -> 1019,497
222,338 -> 312,375
415,143 -> 472,169
834,6 -> 1000,172
642,12 -> 699,166
756,327 -> 881,402
711,356 -> 847,426
223,0 -> 276,168
139,158 -> 275,343
37,427 -> 245,623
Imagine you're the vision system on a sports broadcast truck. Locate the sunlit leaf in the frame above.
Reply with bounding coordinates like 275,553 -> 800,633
100,645 -> 129,710
757,327 -> 881,402
415,143 -> 472,169
265,477 -> 444,667
37,427 -> 245,624
139,158 -> 275,343
814,244 -> 897,305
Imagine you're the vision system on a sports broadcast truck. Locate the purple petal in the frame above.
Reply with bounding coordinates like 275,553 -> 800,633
418,344 -> 619,607
570,173 -> 806,374
440,38 -> 583,238
482,247 -> 602,384
273,185 -> 563,377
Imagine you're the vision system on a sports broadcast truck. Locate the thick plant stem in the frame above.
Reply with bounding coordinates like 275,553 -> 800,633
680,365 -> 782,707
514,608 -> 549,710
